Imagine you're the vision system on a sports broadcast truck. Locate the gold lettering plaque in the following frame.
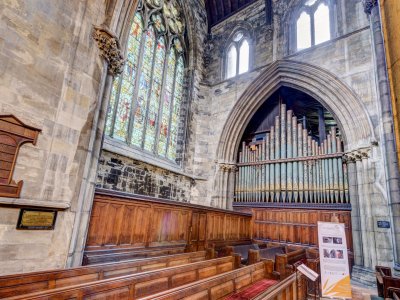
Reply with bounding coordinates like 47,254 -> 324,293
17,209 -> 57,230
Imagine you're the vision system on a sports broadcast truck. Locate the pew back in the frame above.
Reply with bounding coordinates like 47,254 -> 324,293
139,260 -> 275,300
5,256 -> 237,300
275,248 -> 307,279
0,251 -> 207,298
83,246 -> 186,265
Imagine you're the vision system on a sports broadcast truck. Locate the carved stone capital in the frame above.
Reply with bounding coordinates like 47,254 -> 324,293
345,146 -> 371,162
92,26 -> 125,76
362,0 -> 378,14
219,164 -> 237,173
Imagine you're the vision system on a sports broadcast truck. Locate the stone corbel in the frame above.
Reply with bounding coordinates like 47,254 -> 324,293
362,0 -> 378,14
92,26 -> 125,76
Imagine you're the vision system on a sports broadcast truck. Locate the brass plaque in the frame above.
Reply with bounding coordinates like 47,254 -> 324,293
17,209 -> 57,230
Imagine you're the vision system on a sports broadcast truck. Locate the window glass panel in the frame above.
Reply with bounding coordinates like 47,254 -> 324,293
314,3 -> 331,45
158,49 -> 176,157
144,37 -> 166,152
112,12 -> 143,141
305,0 -> 317,6
238,39 -> 249,74
105,76 -> 121,136
296,12 -> 311,50
167,56 -> 184,160
233,32 -> 243,42
131,26 -> 156,147
226,45 -> 237,79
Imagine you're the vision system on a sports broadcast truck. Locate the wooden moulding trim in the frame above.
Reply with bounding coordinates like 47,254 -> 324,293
0,198 -> 70,210
232,202 -> 352,211
95,188 -> 253,217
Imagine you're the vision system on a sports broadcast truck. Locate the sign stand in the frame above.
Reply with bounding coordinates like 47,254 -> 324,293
295,261 -> 320,300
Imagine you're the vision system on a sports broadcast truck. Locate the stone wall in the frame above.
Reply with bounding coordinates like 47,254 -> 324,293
97,150 -> 192,201
0,0 -> 108,274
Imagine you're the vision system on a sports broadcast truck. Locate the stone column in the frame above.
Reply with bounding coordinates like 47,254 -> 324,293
363,0 -> 400,267
345,154 -> 363,266
67,26 -> 124,267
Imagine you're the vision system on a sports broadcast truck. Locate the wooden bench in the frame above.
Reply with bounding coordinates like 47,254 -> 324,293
208,239 -> 252,257
248,246 -> 287,265
139,260 -> 276,300
389,287 -> 400,300
4,255 -> 240,300
0,250 -> 213,299
376,265 -> 400,298
274,248 -> 307,279
223,244 -> 260,264
83,245 -> 187,265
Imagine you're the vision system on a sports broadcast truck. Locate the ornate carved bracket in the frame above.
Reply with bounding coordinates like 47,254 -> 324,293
0,115 -> 41,198
362,0 -> 378,14
92,26 -> 125,76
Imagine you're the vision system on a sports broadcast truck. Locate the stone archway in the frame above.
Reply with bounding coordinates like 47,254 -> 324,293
215,59 -> 394,279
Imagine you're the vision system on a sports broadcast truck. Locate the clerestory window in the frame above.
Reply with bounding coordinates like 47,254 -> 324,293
105,0 -> 186,162
295,0 -> 333,51
225,31 -> 251,79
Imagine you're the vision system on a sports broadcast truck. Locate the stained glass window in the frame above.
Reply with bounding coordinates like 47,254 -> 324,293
225,31 -> 250,79
295,0 -> 332,51
106,0 -> 186,164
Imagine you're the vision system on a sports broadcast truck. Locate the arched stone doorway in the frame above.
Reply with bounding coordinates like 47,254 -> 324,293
215,60 -> 395,279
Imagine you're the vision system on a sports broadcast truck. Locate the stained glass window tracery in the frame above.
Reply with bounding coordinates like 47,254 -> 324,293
105,0 -> 186,164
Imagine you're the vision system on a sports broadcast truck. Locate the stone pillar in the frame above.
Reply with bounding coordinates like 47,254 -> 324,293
216,163 -> 237,209
67,26 -> 124,267
345,154 -> 363,267
363,0 -> 400,268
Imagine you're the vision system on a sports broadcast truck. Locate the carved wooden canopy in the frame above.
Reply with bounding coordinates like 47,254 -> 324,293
0,115 -> 41,198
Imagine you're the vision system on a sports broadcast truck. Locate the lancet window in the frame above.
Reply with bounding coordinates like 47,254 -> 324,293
105,0 -> 186,162
295,0 -> 333,51
225,31 -> 251,79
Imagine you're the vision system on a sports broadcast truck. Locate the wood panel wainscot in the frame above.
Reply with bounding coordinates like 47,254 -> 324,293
84,190 -> 252,264
235,206 -> 352,252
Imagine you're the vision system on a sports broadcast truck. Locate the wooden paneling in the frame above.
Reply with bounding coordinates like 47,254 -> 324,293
242,208 -> 352,251
85,191 -> 252,257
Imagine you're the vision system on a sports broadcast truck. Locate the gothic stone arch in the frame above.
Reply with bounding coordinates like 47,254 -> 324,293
215,59 -> 395,277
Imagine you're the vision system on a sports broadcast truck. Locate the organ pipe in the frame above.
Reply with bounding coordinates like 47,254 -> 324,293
235,106 -> 349,204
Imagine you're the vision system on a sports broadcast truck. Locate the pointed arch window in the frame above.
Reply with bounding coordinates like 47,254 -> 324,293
105,0 -> 187,163
295,0 -> 333,51
225,31 -> 251,79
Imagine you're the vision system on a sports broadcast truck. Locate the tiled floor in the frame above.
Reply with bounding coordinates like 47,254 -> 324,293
318,283 -> 379,299
350,283 -> 379,300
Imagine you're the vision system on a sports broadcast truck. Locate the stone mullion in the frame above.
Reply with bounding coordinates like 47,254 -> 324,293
154,45 -> 172,156
109,75 -> 124,138
141,32 -> 161,150
126,26 -> 149,146
310,8 -> 316,47
165,51 -> 179,158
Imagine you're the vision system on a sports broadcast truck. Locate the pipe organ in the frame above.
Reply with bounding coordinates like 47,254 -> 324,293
235,104 -> 349,204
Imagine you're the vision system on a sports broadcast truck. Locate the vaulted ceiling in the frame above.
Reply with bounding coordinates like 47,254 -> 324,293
205,0 -> 257,29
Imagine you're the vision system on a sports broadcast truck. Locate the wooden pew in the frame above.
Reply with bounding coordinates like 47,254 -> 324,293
83,245 -> 186,265
0,250 -> 212,298
223,244 -> 260,264
375,265 -> 400,298
139,260 -> 276,300
4,256 -> 239,300
248,246 -> 287,265
388,287 -> 400,300
208,239 -> 252,257
274,248 -> 307,279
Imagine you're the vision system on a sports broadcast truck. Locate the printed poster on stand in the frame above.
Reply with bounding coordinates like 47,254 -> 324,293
318,221 -> 352,299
